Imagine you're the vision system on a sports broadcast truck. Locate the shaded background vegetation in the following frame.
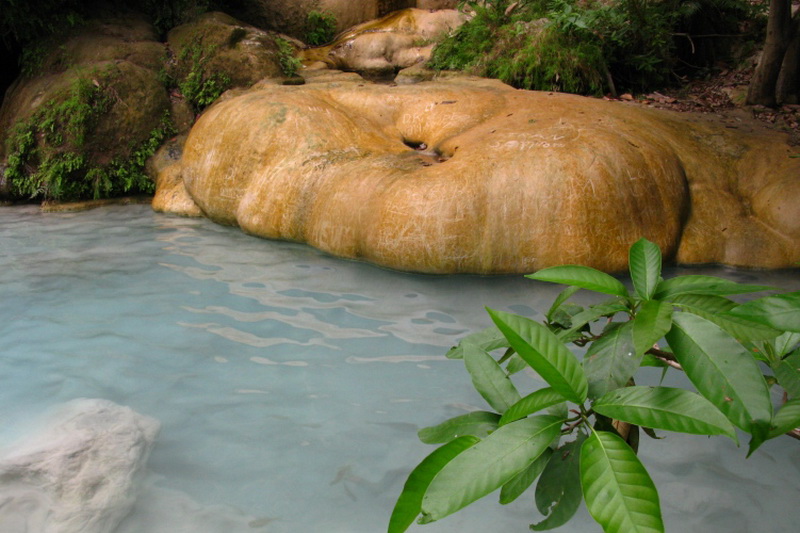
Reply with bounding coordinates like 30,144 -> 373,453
428,0 -> 765,96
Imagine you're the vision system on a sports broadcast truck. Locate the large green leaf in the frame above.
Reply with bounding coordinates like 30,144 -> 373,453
670,293 -> 782,342
665,313 -> 773,433
629,238 -> 662,301
388,436 -> 479,533
583,322 -> 638,399
654,275 -> 774,300
547,285 -> 582,323
774,348 -> 800,399
667,293 -> 736,312
463,342 -> 521,413
531,436 -> 586,530
726,292 -> 800,333
593,386 -> 737,442
632,300 -> 673,356
499,387 -> 566,426
418,411 -> 501,444
769,398 -> 800,438
488,308 -> 588,403
421,416 -> 563,523
499,448 -> 553,505
527,265 -> 629,298
580,431 -> 664,533
446,326 -> 508,359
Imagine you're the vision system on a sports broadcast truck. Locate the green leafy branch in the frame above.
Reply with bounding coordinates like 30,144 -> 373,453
304,10 -> 337,46
390,238 -> 800,532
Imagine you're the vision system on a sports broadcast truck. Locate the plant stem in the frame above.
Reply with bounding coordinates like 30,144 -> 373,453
646,347 -> 683,370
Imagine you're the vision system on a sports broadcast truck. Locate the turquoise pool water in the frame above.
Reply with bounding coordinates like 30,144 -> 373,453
1,204 -> 798,532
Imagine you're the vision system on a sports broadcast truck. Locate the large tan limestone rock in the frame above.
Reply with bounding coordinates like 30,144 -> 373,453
301,8 -> 467,77
226,1 -> 440,38
153,77 -> 800,274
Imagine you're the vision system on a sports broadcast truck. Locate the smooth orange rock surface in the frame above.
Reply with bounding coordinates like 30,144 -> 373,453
228,1 -> 457,37
300,8 -> 466,76
154,77 -> 800,274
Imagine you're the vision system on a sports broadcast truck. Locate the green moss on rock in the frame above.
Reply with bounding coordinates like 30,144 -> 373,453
165,11 -> 290,111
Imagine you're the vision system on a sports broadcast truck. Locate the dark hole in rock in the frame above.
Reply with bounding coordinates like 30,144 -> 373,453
402,139 -> 451,165
403,139 -> 427,150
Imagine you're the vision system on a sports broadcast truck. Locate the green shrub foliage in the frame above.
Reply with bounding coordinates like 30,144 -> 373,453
304,10 -> 337,46
391,238 -> 800,532
429,0 -> 757,95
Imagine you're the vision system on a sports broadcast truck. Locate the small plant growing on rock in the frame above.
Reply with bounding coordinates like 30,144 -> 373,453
304,10 -> 337,46
275,37 -> 302,77
390,238 -> 800,532
174,37 -> 231,112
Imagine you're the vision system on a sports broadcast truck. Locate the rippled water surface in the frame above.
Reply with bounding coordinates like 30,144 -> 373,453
1,205 -> 798,532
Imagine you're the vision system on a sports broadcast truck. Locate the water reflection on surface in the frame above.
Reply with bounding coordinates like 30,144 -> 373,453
0,204 -> 798,532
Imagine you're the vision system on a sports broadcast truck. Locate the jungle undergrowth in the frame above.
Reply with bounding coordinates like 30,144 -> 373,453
430,0 -> 762,96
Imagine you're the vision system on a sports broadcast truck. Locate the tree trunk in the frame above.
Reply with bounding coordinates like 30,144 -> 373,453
776,11 -> 800,105
746,0 -> 793,107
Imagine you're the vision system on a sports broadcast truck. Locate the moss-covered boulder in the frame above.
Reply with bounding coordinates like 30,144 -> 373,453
165,11 -> 295,113
153,77 -> 800,274
0,12 -> 171,201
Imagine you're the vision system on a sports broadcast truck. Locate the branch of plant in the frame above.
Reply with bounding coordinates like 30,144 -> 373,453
646,347 -> 683,371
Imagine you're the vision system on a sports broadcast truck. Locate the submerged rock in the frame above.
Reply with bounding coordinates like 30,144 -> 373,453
153,77 -> 800,274
0,399 -> 159,533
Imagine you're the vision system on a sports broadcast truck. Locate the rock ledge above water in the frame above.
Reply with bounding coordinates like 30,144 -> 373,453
154,77 -> 800,274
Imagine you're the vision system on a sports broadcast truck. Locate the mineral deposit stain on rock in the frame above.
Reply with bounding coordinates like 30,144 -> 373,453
154,77 -> 800,274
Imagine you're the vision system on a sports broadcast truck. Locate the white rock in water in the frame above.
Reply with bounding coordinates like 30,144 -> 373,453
0,399 -> 160,533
